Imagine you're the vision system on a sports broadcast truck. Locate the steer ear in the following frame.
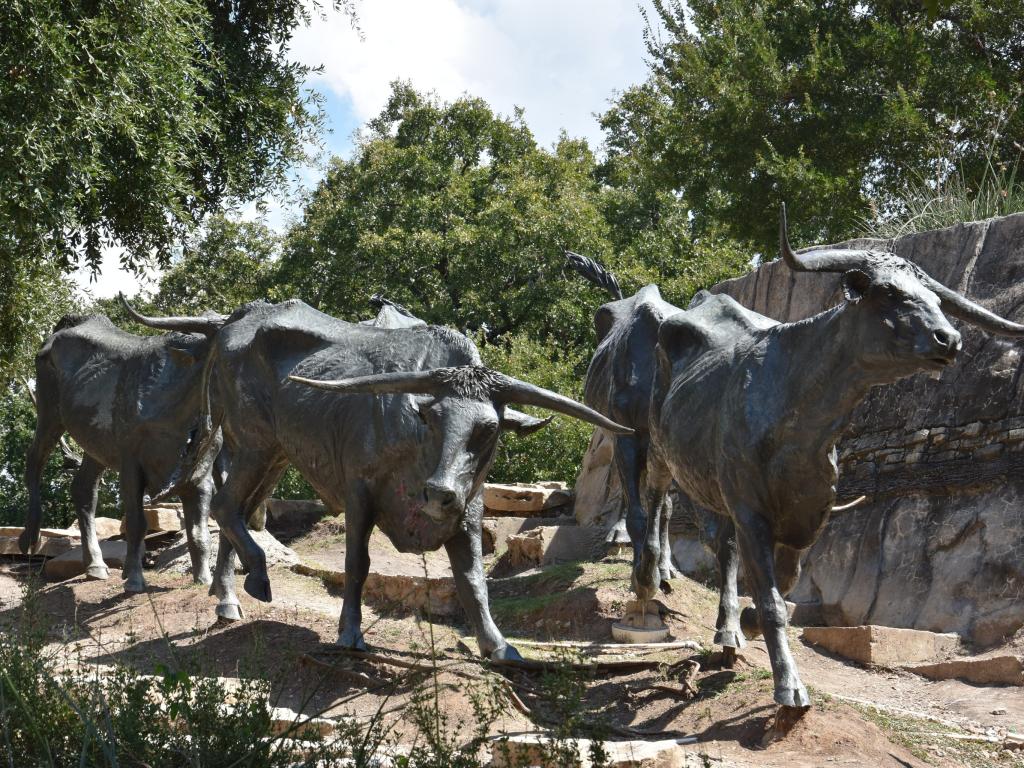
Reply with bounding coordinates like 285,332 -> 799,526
500,408 -> 554,435
841,269 -> 871,302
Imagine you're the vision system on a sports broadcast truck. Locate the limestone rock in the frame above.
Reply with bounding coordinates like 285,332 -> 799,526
704,212 -> 1024,645
484,482 -> 573,515
572,429 -> 623,531
481,516 -> 530,555
506,524 -> 604,569
491,734 -> 702,768
44,540 -> 127,580
802,625 -> 959,666
156,528 -> 298,575
265,498 -> 326,533
120,504 -> 183,535
0,527 -> 80,557
902,654 -> 1023,686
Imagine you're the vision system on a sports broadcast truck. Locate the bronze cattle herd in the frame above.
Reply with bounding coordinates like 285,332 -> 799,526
16,207 -> 1024,712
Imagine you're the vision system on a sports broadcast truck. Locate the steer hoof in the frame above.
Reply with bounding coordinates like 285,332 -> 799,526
740,606 -> 762,640
85,565 -> 110,581
713,629 -> 746,650
489,644 -> 524,663
337,628 -> 367,652
216,602 -> 243,622
243,571 -> 272,602
123,575 -> 147,594
774,682 -> 811,709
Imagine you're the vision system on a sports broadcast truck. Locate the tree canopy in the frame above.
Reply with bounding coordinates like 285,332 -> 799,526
617,0 -> 1024,250
0,0 -> 354,378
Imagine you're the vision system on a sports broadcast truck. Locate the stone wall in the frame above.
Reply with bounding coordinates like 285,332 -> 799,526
703,213 -> 1024,647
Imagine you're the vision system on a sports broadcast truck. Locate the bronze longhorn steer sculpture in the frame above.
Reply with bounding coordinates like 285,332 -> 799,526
647,205 -> 1024,708
132,299 -> 631,661
567,253 -> 683,600
20,311 -> 227,590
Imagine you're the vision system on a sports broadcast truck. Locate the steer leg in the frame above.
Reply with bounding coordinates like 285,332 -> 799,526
615,433 -> 658,601
712,516 -> 744,666
178,477 -> 214,586
71,456 -> 108,580
208,449 -> 286,603
740,544 -> 802,641
658,493 -> 682,583
732,504 -> 809,708
337,488 -> 373,650
121,462 -> 148,593
18,408 -> 64,555
444,497 -> 521,661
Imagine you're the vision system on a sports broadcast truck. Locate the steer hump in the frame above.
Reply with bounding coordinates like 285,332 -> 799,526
658,293 -> 776,375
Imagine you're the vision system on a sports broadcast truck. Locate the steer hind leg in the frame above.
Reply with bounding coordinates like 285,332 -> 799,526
71,456 -> 109,580
178,477 -> 214,586
209,459 -> 286,621
658,493 -> 682,583
209,449 -> 286,603
740,543 -> 802,641
713,516 -> 744,665
732,504 -> 809,708
616,434 -> 658,600
445,497 -> 520,661
19,408 -> 64,555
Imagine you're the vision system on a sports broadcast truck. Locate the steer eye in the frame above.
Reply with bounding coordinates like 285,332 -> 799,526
469,422 -> 498,448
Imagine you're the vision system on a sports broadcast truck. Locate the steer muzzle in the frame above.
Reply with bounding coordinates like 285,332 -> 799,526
918,323 -> 962,368
422,480 -> 462,522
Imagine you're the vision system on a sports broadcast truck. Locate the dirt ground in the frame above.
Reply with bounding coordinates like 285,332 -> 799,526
1,520 -> 1022,768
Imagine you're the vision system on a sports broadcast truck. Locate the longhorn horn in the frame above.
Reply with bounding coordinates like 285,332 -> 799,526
491,375 -> 633,435
288,369 -> 443,395
919,274 -> 1024,337
781,206 -> 1024,337
779,203 -> 873,273
290,367 -> 634,435
118,293 -> 228,338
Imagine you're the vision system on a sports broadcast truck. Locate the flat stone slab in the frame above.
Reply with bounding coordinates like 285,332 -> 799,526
483,482 -> 573,515
0,527 -> 80,557
903,654 -> 1023,686
43,540 -> 127,580
802,625 -> 959,666
506,525 -> 604,568
294,561 -> 458,617
491,734 -> 701,767
120,504 -> 183,534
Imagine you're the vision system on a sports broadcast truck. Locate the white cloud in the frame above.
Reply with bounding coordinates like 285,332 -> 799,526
291,0 -> 652,148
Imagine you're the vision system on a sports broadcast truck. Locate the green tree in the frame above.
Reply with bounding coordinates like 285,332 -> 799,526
154,215 -> 281,315
0,0 -> 355,378
278,82 -> 615,349
617,0 -> 1024,251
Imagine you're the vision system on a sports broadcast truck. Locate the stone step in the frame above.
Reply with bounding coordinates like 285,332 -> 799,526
483,482 -> 573,516
481,514 -> 576,556
902,654 -> 1024,686
802,625 -> 960,666
44,540 -> 128,580
505,525 -> 605,569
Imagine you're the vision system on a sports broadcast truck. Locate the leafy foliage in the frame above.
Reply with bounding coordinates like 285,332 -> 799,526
0,0 -> 355,379
619,0 -> 1024,251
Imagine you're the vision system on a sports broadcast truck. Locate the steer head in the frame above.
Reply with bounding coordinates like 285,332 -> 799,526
289,365 -> 632,522
780,204 -> 1024,380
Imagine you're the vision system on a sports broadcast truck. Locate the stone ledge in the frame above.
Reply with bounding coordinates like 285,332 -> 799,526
902,654 -> 1024,686
802,625 -> 959,666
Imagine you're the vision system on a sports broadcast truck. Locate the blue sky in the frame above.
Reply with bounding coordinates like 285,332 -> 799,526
77,0 -> 655,298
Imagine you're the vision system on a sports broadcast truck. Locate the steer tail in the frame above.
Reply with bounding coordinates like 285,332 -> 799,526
152,344 -> 223,502
565,250 -> 624,301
